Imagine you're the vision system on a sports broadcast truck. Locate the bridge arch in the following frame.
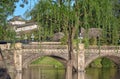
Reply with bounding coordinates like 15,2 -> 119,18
85,54 -> 120,68
22,52 -> 68,68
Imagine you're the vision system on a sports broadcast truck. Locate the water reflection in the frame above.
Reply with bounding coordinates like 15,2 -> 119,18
72,68 -> 120,79
85,68 -> 120,79
15,73 -> 22,79
78,72 -> 85,79
22,66 -> 65,79
73,72 -> 85,79
13,67 -> 120,79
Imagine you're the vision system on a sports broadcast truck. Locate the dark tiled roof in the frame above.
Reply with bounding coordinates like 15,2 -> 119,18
9,16 -> 25,21
81,27 -> 102,38
88,28 -> 102,38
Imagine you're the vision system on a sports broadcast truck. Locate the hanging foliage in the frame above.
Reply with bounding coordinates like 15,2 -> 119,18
0,0 -> 28,41
25,0 -> 119,45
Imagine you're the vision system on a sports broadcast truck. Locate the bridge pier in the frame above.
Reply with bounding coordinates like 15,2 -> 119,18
77,44 -> 85,72
14,43 -> 22,73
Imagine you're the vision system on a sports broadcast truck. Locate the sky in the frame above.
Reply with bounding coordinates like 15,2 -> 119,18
8,0 -> 75,20
8,0 -> 38,20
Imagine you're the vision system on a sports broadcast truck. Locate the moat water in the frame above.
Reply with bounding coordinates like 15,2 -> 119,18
11,66 -> 120,79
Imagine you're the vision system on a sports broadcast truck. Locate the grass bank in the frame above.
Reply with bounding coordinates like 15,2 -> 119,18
30,56 -> 64,68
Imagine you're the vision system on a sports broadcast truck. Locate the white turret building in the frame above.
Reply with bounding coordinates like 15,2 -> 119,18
9,16 -> 38,33
8,16 -> 38,40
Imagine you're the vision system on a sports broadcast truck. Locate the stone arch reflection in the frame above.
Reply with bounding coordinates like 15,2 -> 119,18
23,56 -> 66,79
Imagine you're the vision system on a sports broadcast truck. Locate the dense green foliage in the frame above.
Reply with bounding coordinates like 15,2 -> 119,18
25,0 -> 120,46
0,25 -> 16,41
0,0 -> 119,42
0,0 -> 28,40
0,0 -> 28,25
0,0 -> 16,25
31,56 -> 64,68
90,58 -> 102,68
90,57 -> 116,68
101,58 -> 116,68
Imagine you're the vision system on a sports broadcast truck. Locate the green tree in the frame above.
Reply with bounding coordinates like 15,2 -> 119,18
25,0 -> 119,79
101,58 -> 115,68
0,25 -> 16,41
0,0 -> 28,40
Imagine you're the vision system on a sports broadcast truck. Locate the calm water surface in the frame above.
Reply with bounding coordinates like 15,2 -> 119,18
13,67 -> 120,79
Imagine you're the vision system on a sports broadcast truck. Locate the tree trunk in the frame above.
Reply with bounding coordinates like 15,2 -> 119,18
65,60 -> 73,79
65,26 -> 74,79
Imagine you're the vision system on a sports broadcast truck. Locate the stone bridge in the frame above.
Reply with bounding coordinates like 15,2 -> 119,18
0,42 -> 120,73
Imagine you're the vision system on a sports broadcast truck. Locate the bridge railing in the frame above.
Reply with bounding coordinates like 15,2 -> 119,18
29,42 -> 62,45
86,45 -> 120,50
22,42 -> 68,49
85,45 -> 120,56
0,43 -> 11,50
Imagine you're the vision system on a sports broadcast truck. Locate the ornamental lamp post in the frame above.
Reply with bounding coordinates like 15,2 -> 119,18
78,33 -> 83,44
31,33 -> 34,41
24,34 -> 27,43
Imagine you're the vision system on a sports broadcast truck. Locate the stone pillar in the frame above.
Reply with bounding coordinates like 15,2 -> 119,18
78,72 -> 85,79
14,43 -> 22,72
78,43 -> 85,72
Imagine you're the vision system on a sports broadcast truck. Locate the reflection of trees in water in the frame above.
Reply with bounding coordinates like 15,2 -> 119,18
22,67 -> 65,79
99,68 -> 116,79
17,68 -> 120,79
85,68 -> 119,79
114,70 -> 120,79
72,72 -> 85,79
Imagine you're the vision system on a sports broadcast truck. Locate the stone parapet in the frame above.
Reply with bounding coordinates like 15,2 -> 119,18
22,44 -> 67,49
0,43 -> 11,50
29,42 -> 61,45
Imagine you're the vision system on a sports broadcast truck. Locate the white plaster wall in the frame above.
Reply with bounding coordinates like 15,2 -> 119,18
10,21 -> 25,25
15,25 -> 38,32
